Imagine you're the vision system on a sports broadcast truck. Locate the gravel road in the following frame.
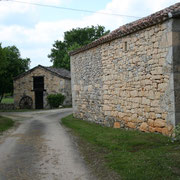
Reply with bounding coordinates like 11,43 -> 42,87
0,109 -> 95,180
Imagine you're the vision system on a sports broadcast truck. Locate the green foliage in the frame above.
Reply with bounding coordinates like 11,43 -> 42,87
1,97 -> 14,104
0,116 -> 14,132
174,124 -> 180,141
47,93 -> 65,108
0,44 -> 30,102
62,115 -> 180,180
48,25 -> 110,70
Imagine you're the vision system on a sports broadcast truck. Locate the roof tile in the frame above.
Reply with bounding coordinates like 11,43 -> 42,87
70,3 -> 180,56
14,65 -> 71,80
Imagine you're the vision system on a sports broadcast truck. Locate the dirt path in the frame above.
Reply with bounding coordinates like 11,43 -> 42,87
0,109 -> 95,180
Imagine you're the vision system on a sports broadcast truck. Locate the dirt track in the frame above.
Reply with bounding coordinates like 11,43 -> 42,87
0,109 -> 95,180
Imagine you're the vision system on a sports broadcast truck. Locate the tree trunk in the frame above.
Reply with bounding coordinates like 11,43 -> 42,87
0,93 -> 4,103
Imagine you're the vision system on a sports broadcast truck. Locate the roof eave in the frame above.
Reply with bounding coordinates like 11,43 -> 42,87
69,3 -> 180,56
13,65 -> 71,81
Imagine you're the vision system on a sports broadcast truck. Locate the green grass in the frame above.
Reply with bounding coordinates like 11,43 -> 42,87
62,114 -> 180,180
0,116 -> 14,132
0,107 -> 69,112
1,97 -> 14,104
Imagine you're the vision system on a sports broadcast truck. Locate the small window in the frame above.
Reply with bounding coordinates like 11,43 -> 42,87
124,41 -> 128,51
60,80 -> 64,87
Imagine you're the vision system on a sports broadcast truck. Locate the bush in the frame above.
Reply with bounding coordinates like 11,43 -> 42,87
174,123 -> 180,141
47,93 -> 65,108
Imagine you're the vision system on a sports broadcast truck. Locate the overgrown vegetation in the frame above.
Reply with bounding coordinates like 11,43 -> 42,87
174,123 -> 180,141
47,93 -> 65,108
62,115 -> 180,180
0,116 -> 14,132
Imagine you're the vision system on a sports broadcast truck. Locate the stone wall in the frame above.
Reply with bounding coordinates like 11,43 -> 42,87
0,104 -> 15,110
71,19 -> 178,136
14,67 -> 72,109
71,46 -> 105,123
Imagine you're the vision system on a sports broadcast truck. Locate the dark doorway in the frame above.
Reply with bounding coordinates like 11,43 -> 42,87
33,76 -> 44,109
35,91 -> 43,109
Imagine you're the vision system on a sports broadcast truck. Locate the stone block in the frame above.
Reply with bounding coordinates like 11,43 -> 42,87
139,122 -> 148,132
145,79 -> 152,85
155,92 -> 161,99
127,122 -> 136,129
103,85 -> 109,90
158,83 -> 167,91
154,42 -> 159,48
162,113 -> 167,120
154,119 -> 166,127
82,104 -> 86,109
162,127 -> 170,136
148,119 -> 154,126
149,126 -> 156,132
118,112 -> 125,118
103,105 -> 112,111
134,97 -> 141,103
142,97 -> 150,105
123,116 -> 131,123
130,90 -> 138,97
144,106 -> 150,112
151,100 -> 159,107
131,113 -> 137,119
167,124 -> 173,131
148,91 -> 155,100
114,122 -> 120,128
151,67 -> 163,75
155,127 -> 163,133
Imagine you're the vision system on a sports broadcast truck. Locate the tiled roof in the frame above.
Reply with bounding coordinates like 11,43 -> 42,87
14,65 -> 71,80
70,3 -> 180,56
46,66 -> 71,79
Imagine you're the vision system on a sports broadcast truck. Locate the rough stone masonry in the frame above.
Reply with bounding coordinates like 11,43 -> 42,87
70,3 -> 180,136
14,65 -> 72,109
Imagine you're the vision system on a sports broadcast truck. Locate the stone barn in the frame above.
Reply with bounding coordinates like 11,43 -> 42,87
70,3 -> 180,136
14,65 -> 71,109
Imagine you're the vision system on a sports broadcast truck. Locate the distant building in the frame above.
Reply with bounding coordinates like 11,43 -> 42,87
70,3 -> 180,136
14,65 -> 71,109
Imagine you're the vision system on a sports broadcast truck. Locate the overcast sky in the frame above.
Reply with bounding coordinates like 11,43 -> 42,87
0,0 -> 179,68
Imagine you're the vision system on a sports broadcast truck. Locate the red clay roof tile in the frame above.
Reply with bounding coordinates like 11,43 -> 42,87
70,3 -> 180,56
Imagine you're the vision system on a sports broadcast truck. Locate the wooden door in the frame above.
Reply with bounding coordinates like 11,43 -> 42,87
35,91 -> 43,109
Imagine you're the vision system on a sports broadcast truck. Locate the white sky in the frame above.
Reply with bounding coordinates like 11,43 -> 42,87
0,0 -> 179,68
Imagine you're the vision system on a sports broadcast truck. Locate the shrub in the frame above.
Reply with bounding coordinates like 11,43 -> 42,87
47,93 -> 65,108
174,123 -> 180,141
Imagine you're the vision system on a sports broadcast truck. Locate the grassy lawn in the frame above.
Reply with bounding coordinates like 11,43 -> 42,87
0,116 -> 14,133
0,109 -> 36,112
0,107 -> 70,112
1,97 -> 14,104
62,114 -> 180,180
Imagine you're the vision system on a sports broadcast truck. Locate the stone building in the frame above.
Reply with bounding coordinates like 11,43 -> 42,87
70,3 -> 180,136
14,65 -> 71,109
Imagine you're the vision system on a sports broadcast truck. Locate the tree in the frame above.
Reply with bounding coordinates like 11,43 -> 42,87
48,25 -> 110,70
0,44 -> 30,102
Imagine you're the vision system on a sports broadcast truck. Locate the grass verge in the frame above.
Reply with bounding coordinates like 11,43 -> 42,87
1,97 -> 14,104
0,107 -> 71,112
61,114 -> 180,180
0,116 -> 14,133
0,109 -> 35,112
